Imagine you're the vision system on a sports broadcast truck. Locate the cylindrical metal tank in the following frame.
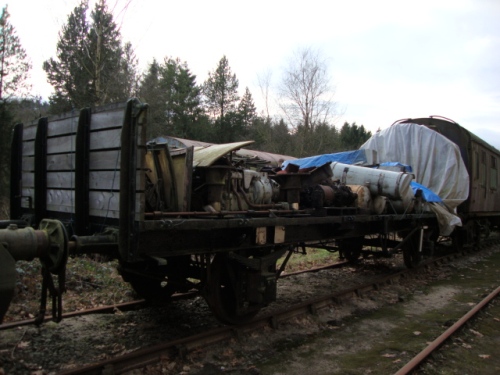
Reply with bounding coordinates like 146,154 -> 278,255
372,195 -> 388,214
348,185 -> 372,212
331,162 -> 413,201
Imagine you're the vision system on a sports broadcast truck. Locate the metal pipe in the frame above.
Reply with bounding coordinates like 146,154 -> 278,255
70,235 -> 119,255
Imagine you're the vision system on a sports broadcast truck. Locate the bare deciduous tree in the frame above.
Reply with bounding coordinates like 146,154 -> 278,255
278,47 -> 337,131
256,69 -> 272,119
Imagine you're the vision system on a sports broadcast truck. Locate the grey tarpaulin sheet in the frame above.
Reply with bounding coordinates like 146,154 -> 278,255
361,122 -> 469,235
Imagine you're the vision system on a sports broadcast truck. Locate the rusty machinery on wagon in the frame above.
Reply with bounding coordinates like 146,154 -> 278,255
1,99 -> 499,325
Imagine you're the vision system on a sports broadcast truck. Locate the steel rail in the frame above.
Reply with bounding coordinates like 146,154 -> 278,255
0,260 -> 348,331
0,300 -> 146,331
11,239 -> 500,374
0,261 -> 348,332
55,251 -> 460,375
0,291 -> 199,331
394,285 -> 500,375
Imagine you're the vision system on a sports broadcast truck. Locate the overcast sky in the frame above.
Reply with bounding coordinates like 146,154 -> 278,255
3,0 -> 500,148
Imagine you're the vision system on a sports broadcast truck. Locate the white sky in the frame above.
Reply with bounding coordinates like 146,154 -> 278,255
3,0 -> 500,148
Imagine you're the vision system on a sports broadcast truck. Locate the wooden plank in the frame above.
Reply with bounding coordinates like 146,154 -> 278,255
89,190 -> 119,215
89,150 -> 121,170
47,190 -> 138,216
88,207 -> 142,221
89,171 -> 120,190
21,189 -> 144,219
87,149 -> 143,170
45,128 -> 123,155
22,166 -> 145,190
22,124 -> 38,141
25,170 -> 146,191
22,156 -> 35,171
21,172 -> 34,188
90,109 -> 125,130
22,140 -> 35,156
47,153 -> 75,171
46,134 -> 77,154
47,172 -> 75,189
90,170 -> 144,191
90,128 -> 122,150
46,189 -> 76,214
89,191 -> 143,220
47,116 -> 78,136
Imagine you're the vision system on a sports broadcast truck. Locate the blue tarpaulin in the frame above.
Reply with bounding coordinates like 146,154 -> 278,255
281,150 -> 370,169
411,181 -> 443,203
378,162 -> 413,173
282,149 -> 442,204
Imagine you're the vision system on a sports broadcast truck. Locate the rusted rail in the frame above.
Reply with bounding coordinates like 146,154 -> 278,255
8,241 -> 499,374
394,285 -> 500,375
0,290 -> 198,331
0,261 -> 348,331
55,250 -> 467,375
0,300 -> 145,331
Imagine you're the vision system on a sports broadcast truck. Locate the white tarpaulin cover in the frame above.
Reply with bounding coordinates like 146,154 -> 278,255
360,123 -> 469,235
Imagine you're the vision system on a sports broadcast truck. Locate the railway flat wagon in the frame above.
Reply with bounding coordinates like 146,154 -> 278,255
2,100 -> 463,325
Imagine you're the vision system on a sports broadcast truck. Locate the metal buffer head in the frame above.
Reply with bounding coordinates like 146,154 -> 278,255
0,219 -> 68,324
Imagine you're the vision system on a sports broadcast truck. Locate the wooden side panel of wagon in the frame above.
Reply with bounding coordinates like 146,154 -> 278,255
9,100 -> 148,249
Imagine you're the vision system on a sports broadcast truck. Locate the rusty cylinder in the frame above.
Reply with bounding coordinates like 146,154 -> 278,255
0,224 -> 49,261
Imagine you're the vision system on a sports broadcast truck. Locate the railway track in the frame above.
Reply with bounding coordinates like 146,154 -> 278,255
0,259 -> 349,332
2,240 -> 497,374
395,285 -> 500,374
53,243 -> 498,375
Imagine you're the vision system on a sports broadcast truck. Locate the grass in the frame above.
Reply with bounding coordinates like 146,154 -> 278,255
5,246 -> 339,323
258,248 -> 500,374
278,247 -> 341,273
5,256 -> 135,322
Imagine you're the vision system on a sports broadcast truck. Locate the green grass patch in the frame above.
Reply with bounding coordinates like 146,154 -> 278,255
278,247 -> 340,273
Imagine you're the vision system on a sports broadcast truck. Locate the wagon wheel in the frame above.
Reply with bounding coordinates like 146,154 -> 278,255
402,233 -> 422,268
338,237 -> 364,263
205,254 -> 261,325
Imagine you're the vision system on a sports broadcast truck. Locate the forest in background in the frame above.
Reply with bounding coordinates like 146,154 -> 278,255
0,0 -> 373,216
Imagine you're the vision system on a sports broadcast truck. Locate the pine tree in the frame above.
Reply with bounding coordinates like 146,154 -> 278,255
339,122 -> 372,150
139,57 -> 205,139
120,42 -> 139,98
87,0 -> 124,105
43,0 -> 134,111
203,55 -> 239,121
0,5 -> 31,100
138,59 -> 166,138
160,58 -> 202,139
237,87 -> 256,132
203,56 -> 239,142
43,0 -> 90,111
0,5 -> 31,205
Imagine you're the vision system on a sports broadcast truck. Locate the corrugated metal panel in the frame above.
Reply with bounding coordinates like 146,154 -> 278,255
193,141 -> 255,167
152,136 -> 296,167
